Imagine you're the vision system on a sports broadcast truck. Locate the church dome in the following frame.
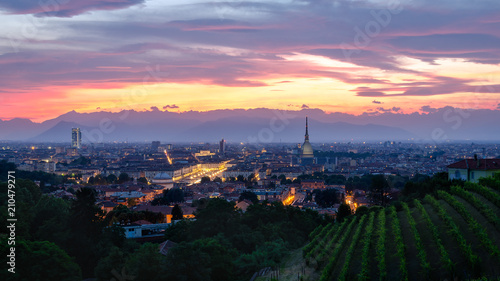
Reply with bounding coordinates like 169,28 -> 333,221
301,141 -> 314,158
154,172 -> 172,180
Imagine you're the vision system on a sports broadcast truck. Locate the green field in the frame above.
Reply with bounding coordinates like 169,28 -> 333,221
298,182 -> 500,281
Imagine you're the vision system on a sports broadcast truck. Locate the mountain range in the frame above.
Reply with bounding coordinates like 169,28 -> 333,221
1,107 -> 499,143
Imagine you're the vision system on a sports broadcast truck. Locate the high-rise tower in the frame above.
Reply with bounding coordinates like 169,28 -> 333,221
219,138 -> 226,154
72,128 -> 81,149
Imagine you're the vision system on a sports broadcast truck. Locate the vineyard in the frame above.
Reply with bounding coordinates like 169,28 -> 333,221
302,181 -> 500,281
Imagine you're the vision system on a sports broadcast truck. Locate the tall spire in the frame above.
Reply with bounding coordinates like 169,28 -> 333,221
305,116 -> 309,141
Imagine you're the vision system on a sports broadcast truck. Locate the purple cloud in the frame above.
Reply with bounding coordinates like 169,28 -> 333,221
1,0 -> 500,113
357,91 -> 386,97
163,104 -> 179,110
421,105 -> 438,113
372,100 -> 382,104
301,104 -> 310,109
0,0 -> 144,17
376,107 -> 400,113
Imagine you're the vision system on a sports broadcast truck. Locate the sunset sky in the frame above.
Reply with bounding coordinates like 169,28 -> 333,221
1,0 -> 499,122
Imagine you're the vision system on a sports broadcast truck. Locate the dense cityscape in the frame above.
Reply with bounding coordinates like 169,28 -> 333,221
2,0 -> 500,280
1,119 -> 500,280
2,120 -> 499,215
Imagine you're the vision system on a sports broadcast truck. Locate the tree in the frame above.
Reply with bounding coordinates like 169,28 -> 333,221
89,174 -> 108,185
164,220 -> 191,243
152,188 -> 185,206
70,156 -> 91,166
127,198 -> 138,207
137,177 -> 148,184
191,237 -> 237,281
238,191 -> 258,203
247,173 -> 255,182
118,173 -> 130,184
213,177 -> 222,183
0,160 -> 16,181
68,187 -> 105,277
200,176 -> 211,183
70,188 -> 104,235
313,189 -> 339,208
371,174 -> 388,206
172,204 -> 184,220
94,247 -> 127,281
356,205 -> 369,216
163,242 -> 211,281
0,179 -> 42,240
30,196 -> 71,246
2,240 -> 82,281
106,174 -> 118,184
191,198 -> 238,239
124,243 -> 163,281
336,203 -> 352,222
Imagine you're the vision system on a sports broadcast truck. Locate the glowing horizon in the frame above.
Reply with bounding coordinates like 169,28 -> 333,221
1,0 -> 499,122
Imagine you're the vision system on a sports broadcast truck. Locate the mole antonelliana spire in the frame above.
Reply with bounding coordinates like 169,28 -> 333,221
305,116 -> 309,141
301,116 -> 314,159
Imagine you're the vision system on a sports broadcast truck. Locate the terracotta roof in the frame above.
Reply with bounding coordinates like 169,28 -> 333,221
133,204 -> 172,215
100,201 -> 118,208
132,220 -> 152,225
447,159 -> 500,170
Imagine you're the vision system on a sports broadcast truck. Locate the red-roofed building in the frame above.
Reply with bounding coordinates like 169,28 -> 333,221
99,201 -> 118,213
301,179 -> 325,189
447,158 -> 500,183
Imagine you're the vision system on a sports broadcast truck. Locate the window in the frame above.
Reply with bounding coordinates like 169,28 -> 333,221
471,172 -> 475,179
455,170 -> 461,179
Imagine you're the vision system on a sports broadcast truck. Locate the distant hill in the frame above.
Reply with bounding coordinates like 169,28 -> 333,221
2,107 -> 500,142
24,117 -> 413,143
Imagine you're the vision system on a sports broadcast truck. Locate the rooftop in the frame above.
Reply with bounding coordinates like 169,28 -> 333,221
447,158 -> 500,170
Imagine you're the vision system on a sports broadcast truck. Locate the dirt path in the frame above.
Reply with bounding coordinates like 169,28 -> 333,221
256,248 -> 320,281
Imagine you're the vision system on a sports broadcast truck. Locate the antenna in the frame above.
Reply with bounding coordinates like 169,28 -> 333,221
305,116 -> 309,141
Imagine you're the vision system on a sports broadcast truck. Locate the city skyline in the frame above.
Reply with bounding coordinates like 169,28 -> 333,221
1,0 -> 500,122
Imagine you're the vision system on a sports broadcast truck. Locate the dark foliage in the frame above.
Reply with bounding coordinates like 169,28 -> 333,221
336,203 -> 352,222
313,188 -> 340,207
105,205 -> 165,225
238,190 -> 259,203
151,188 -> 185,205
402,172 -> 463,200
171,204 -> 184,220
163,198 -> 326,280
